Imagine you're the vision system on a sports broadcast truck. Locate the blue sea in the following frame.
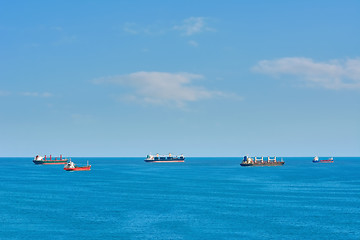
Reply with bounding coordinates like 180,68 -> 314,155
0,157 -> 359,240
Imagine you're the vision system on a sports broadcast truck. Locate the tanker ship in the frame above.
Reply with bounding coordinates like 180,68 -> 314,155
64,160 -> 91,171
145,153 -> 185,163
313,156 -> 334,163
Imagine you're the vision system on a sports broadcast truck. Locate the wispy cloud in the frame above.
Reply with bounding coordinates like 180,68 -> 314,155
53,35 -> 77,46
122,22 -> 165,35
252,57 -> 360,89
94,71 -> 231,107
20,92 -> 53,97
0,91 -> 53,97
123,22 -> 139,34
174,17 -> 214,36
0,90 -> 11,96
122,17 -> 215,41
51,26 -> 64,32
31,25 -> 77,46
188,40 -> 199,47
71,113 -> 96,124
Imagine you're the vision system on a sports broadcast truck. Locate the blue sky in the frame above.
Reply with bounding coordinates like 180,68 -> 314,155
1,1 -> 359,157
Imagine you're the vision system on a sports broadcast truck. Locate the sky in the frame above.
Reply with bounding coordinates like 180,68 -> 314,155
0,0 -> 359,157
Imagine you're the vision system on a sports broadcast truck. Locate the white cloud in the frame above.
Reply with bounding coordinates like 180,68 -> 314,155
94,71 -> 229,107
174,17 -> 214,36
252,57 -> 360,89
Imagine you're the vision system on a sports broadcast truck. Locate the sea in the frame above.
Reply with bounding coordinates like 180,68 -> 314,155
0,157 -> 359,240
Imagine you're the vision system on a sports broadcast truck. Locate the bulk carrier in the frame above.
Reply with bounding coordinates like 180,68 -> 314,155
33,155 -> 68,165
240,156 -> 284,167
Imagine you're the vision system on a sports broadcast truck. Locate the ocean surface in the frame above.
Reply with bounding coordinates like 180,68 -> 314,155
0,157 -> 359,240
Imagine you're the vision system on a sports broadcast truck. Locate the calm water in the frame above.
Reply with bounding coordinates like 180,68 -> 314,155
0,157 -> 359,240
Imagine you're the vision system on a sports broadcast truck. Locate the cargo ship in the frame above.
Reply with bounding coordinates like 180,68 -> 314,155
33,155 -> 68,165
313,156 -> 334,163
145,153 -> 185,163
240,156 -> 284,167
64,160 -> 91,171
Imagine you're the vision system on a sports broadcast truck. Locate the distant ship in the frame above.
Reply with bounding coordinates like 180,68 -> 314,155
313,156 -> 334,163
64,160 -> 91,171
240,156 -> 284,167
145,153 -> 185,163
33,155 -> 68,165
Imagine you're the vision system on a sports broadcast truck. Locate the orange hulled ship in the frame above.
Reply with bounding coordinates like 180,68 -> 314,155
64,160 -> 91,171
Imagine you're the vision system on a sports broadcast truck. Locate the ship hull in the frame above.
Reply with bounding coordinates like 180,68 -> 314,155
64,166 -> 91,171
33,160 -> 68,165
313,160 -> 333,163
144,160 -> 185,163
240,162 -> 285,167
